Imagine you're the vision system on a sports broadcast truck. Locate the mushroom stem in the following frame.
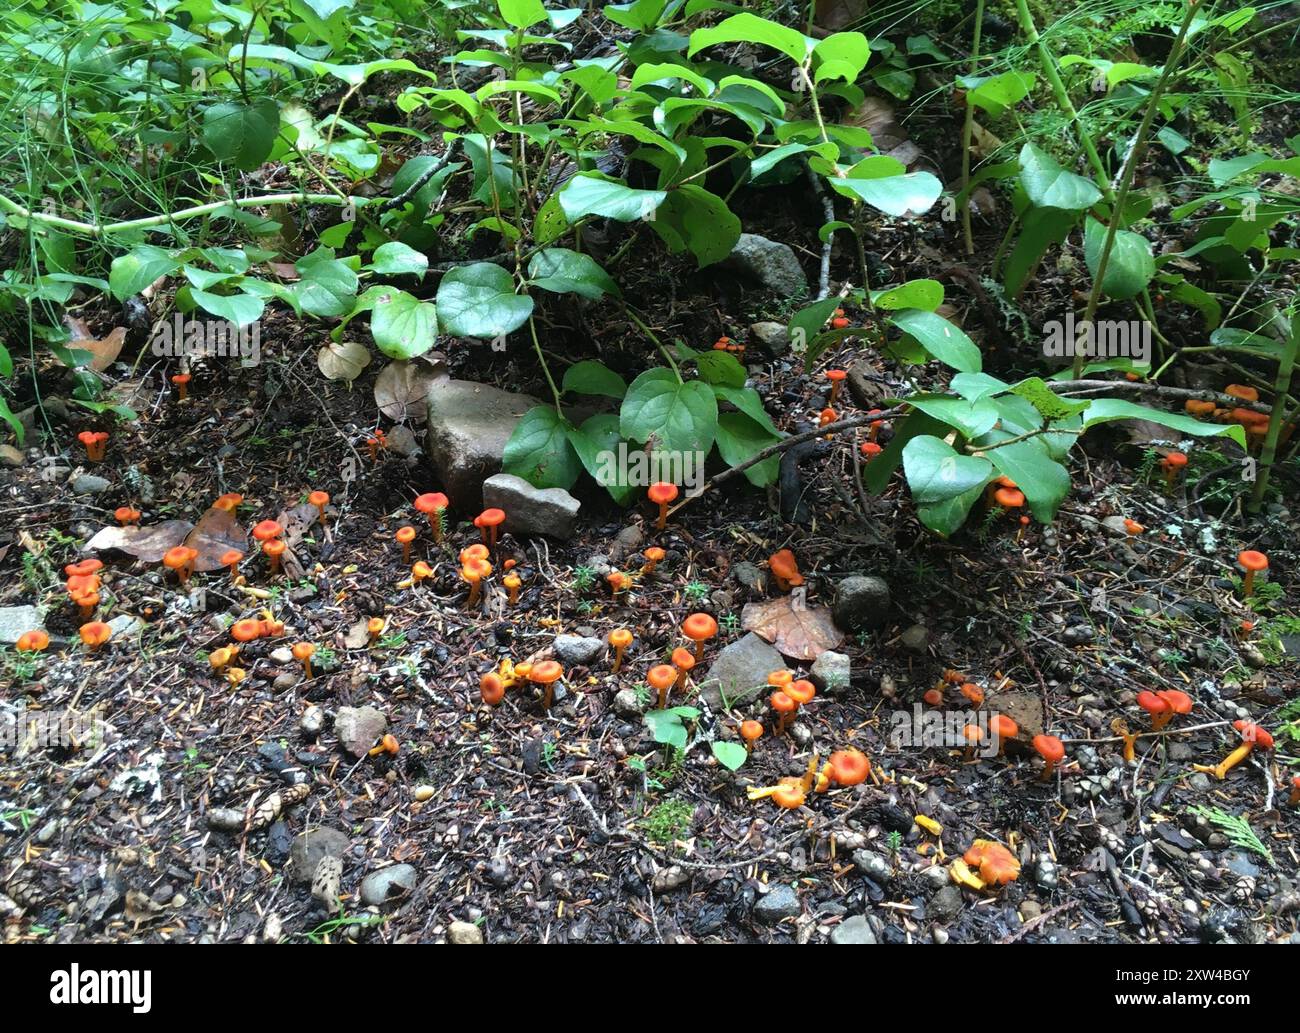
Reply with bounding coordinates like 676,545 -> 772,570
467,576 -> 481,608
1243,568 -> 1256,597
655,502 -> 668,530
612,645 -> 626,673
1198,742 -> 1254,780
302,658 -> 313,680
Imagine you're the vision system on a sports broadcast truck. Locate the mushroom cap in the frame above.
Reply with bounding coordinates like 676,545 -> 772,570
770,691 -> 796,714
502,572 -> 521,589
991,714 -> 1019,740
252,520 -> 284,541
476,507 -> 506,528
682,613 -> 718,642
412,561 -> 433,578
213,492 -> 244,511
767,669 -> 793,688
260,618 -> 284,637
819,407 -> 837,424
171,372 -> 191,384
1156,689 -> 1193,715
605,570 -> 630,590
78,621 -> 112,646
1234,720 -> 1273,749
609,628 -> 633,648
740,720 -> 763,742
825,368 -> 847,382
772,776 -> 806,809
647,481 -> 679,505
291,642 -> 315,661
860,441 -> 883,457
646,664 -> 677,690
308,490 -> 330,507
231,619 -> 263,642
209,647 -> 236,668
460,544 -> 489,563
1225,383 -> 1259,402
1124,519 -> 1145,534
65,559 -> 103,578
962,724 -> 984,743
1184,399 -> 1216,416
66,574 -> 100,594
480,671 -> 506,704
77,430 -> 97,445
262,539 -> 287,558
786,679 -> 816,705
959,682 -> 984,705
993,486 -> 1025,509
1162,451 -> 1188,469
414,492 -> 449,514
381,734 -> 400,754
163,545 -> 197,569
220,549 -> 244,567
827,748 -> 870,786
643,546 -> 666,562
923,688 -> 944,706
16,630 -> 50,652
768,549 -> 804,585
367,617 -> 386,635
964,839 -> 1020,886
1237,549 -> 1268,572
529,660 -> 564,685
1033,734 -> 1065,764
1136,690 -> 1170,716
395,526 -> 416,544
114,506 -> 140,522
463,558 -> 492,580
670,646 -> 696,671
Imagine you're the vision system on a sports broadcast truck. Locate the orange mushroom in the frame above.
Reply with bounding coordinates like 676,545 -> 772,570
671,646 -> 696,692
252,519 -> 284,544
1160,451 -> 1188,491
262,538 -> 287,576
993,485 -> 1025,512
171,372 -> 191,400
480,671 -> 506,706
213,492 -> 244,512
414,492 -> 449,542
1123,519 -> 1145,536
771,777 -> 806,809
1237,550 -> 1268,598
768,549 -> 804,592
740,720 -> 763,752
114,506 -> 141,526
770,691 -> 797,734
65,559 -> 103,579
475,508 -> 506,549
1184,399 -> 1216,417
462,557 -> 492,608
367,617 -> 386,642
1195,720 -> 1274,780
1288,775 -> 1300,807
641,546 -> 666,576
827,748 -> 870,786
606,570 -> 631,600
1225,384 -> 1259,403
1033,734 -> 1065,780
292,642 -> 315,680
16,630 -> 50,652
647,664 -> 677,710
647,482 -> 678,530
308,490 -> 330,524
682,612 -> 718,661
964,840 -> 1020,886
819,406 -> 838,438
990,714 -> 1018,755
395,526 -> 416,564
529,659 -> 564,710
231,619 -> 263,643
923,687 -> 944,707
79,621 -> 112,651
411,560 -> 433,587
860,441 -> 882,460
163,545 -> 198,585
959,682 -> 984,706
503,571 -> 522,605
609,628 -> 633,673
962,724 -> 985,760
366,430 -> 387,463
220,549 -> 244,581
77,430 -> 108,462
787,679 -> 815,707
825,369 -> 847,406
1155,689 -> 1192,730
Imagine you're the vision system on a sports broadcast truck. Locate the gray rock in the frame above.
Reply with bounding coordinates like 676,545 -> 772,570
359,863 -> 418,907
1221,850 -> 1261,880
289,827 -> 349,884
727,233 -> 807,296
106,614 -> 144,639
448,920 -> 484,944
730,561 -> 765,594
613,687 -> 644,717
553,634 -> 605,667
698,632 -> 785,708
899,624 -> 930,654
0,444 -> 23,467
853,850 -> 891,883
72,474 -> 112,494
810,651 -> 851,695
1102,515 -> 1132,537
0,605 -> 44,645
335,705 -> 387,758
753,883 -> 801,924
425,379 -> 541,510
749,321 -> 791,356
831,914 -> 877,944
833,576 -> 891,632
482,473 -> 581,540
928,884 -> 963,922
301,706 -> 325,736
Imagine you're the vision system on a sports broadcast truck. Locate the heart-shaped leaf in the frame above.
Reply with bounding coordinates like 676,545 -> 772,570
317,340 -> 371,383
435,262 -> 533,338
620,369 -> 718,455
370,288 -> 438,359
502,405 -> 582,488
741,596 -> 844,661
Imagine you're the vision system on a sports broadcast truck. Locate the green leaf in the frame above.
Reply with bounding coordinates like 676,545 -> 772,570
497,0 -> 546,28
871,278 -> 943,311
829,157 -> 942,216
502,405 -> 582,489
1004,205 -> 1076,297
1019,143 -> 1102,211
1080,399 -> 1247,447
435,262 -> 533,338
190,289 -> 264,326
527,248 -> 620,299
905,394 -> 999,438
201,98 -> 279,171
903,435 -> 994,504
293,250 -> 358,318
644,706 -> 699,750
566,413 -> 637,504
646,184 -> 741,267
959,70 -> 1033,117
370,289 -> 438,359
950,372 -> 1009,401
109,246 -> 187,301
1083,217 -> 1154,300
369,241 -> 428,279
695,349 -> 746,387
889,309 -> 981,372
621,369 -> 718,455
559,173 -> 665,222
711,740 -> 748,770
1008,376 -> 1090,421
688,13 -> 812,64
812,32 -> 870,84
715,411 -> 781,486
712,384 -> 779,436
0,394 -> 23,447
563,360 -> 627,399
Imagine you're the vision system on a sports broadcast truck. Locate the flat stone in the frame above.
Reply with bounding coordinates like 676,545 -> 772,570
726,233 -> 807,297
553,634 -> 605,667
289,827 -> 349,884
994,691 -> 1044,743
0,444 -> 24,467
425,379 -> 541,510
359,863 -> 418,907
72,474 -> 112,494
0,605 -> 45,645
831,914 -> 877,944
928,884 -> 963,922
810,651 -> 851,695
106,614 -> 144,639
749,321 -> 791,356
833,575 -> 891,632
730,561 -> 765,594
482,473 -> 580,540
899,624 -> 929,654
613,688 -> 644,717
448,920 -> 484,944
698,632 -> 786,709
753,883 -> 801,924
335,705 -> 387,758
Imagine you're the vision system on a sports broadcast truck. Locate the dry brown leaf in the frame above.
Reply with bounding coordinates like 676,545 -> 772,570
85,520 -> 194,562
342,619 -> 372,650
741,596 -> 844,661
374,355 -> 447,424
317,340 -> 371,383
814,0 -> 867,32
68,326 -> 128,372
182,506 -> 248,572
